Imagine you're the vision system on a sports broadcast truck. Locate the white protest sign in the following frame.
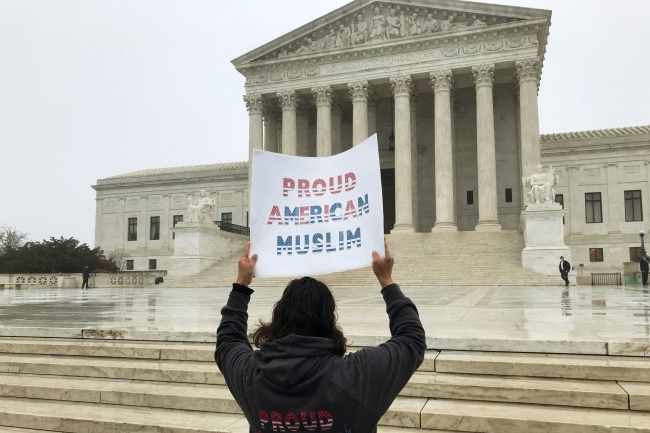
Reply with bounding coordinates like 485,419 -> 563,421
250,135 -> 384,277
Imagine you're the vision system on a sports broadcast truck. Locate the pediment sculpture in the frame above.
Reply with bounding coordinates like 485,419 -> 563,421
187,190 -> 215,222
522,165 -> 559,206
277,6 -> 489,59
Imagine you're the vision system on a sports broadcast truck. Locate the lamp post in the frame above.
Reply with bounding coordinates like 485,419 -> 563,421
641,230 -> 646,257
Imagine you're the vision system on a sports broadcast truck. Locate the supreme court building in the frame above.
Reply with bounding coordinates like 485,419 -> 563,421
93,0 -> 650,278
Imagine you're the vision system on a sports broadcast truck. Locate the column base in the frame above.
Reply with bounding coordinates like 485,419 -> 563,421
391,224 -> 416,234
431,222 -> 457,232
475,221 -> 502,232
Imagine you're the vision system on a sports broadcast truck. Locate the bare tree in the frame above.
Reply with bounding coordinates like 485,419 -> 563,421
107,249 -> 131,273
0,224 -> 29,255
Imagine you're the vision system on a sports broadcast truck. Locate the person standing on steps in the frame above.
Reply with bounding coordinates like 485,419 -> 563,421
640,254 -> 649,286
559,256 -> 570,286
81,266 -> 90,289
215,240 -> 426,433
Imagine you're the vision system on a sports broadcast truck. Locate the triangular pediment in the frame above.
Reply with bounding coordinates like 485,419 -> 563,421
231,0 -> 551,67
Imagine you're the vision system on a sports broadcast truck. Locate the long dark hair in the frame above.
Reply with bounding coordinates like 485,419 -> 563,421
253,277 -> 347,356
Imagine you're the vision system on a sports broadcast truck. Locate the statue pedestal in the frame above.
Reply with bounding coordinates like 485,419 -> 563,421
168,221 -> 249,277
520,203 -> 574,281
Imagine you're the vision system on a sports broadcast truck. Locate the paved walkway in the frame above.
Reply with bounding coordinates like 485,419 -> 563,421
1,283 -> 649,356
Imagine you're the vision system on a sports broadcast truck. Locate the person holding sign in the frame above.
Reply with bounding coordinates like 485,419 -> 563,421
215,241 -> 425,433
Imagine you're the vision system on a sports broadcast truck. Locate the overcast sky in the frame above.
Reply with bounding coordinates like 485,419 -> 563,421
1,0 -> 649,247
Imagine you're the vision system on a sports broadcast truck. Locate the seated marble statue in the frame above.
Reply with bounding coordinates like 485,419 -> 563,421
385,9 -> 401,39
323,29 -> 338,49
441,16 -> 468,31
422,14 -> 439,33
336,24 -> 352,47
523,165 -> 558,204
351,15 -> 369,45
369,7 -> 386,41
407,13 -> 422,36
187,190 -> 215,222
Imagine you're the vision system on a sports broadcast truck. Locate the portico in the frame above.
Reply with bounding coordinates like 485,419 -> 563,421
233,0 -> 549,233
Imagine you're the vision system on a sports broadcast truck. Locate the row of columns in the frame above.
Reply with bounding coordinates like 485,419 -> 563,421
244,57 -> 541,232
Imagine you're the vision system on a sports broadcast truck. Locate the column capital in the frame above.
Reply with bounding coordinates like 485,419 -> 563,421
472,64 -> 495,88
262,100 -> 281,121
348,80 -> 369,102
243,93 -> 263,114
430,70 -> 453,93
390,74 -> 412,98
311,86 -> 333,107
515,57 -> 541,84
277,90 -> 297,110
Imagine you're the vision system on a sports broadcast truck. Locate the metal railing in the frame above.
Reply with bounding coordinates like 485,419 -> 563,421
215,221 -> 250,236
591,273 -> 622,286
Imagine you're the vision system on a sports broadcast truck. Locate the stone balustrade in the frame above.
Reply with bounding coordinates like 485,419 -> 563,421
0,273 -> 158,289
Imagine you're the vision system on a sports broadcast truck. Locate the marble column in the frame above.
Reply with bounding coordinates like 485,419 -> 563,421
472,64 -> 502,231
515,57 -> 542,185
389,74 -> 415,233
276,121 -> 283,154
263,101 -> 280,153
430,69 -> 457,230
312,86 -> 333,157
348,80 -> 369,146
410,91 -> 419,231
277,90 -> 297,155
244,93 -> 264,198
296,99 -> 310,157
162,194 -> 170,250
368,91 -> 379,137
331,96 -> 343,155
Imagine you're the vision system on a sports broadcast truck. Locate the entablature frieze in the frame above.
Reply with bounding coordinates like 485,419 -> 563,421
243,26 -> 542,94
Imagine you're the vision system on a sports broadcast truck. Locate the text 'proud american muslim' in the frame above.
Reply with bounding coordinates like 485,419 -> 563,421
267,172 -> 371,255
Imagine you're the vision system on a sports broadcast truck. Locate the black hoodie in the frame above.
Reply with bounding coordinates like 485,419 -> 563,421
215,283 -> 426,433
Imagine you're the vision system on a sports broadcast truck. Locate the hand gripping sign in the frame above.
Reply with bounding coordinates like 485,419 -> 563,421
250,135 -> 384,277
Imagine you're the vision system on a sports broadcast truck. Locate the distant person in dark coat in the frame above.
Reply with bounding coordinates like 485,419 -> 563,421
81,266 -> 90,289
640,255 -> 649,286
559,256 -> 570,286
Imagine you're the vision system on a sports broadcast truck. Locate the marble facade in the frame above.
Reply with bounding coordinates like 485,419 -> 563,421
91,0 -> 650,278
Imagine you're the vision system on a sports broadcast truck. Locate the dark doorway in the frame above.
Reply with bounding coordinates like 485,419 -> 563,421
381,168 -> 396,234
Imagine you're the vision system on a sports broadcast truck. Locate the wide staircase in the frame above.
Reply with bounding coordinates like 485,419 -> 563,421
164,230 -> 559,287
0,336 -> 649,432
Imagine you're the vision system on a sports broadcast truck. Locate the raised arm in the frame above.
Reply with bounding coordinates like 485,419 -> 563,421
339,240 -> 426,418
215,243 -> 258,399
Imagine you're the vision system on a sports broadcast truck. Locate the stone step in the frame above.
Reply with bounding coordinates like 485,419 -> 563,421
0,353 -> 226,385
436,350 -> 650,382
0,337 -> 215,362
405,371 -> 627,410
0,394 -> 425,432
421,398 -> 650,432
0,357 -> 631,412
0,396 -> 245,433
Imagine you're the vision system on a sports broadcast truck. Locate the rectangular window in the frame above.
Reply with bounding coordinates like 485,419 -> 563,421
172,215 -> 183,239
585,192 -> 603,223
246,212 -> 249,227
625,190 -> 643,222
127,218 -> 137,241
589,248 -> 604,262
505,188 -> 513,203
222,213 -> 233,224
630,247 -> 643,262
150,216 -> 160,240
466,191 -> 474,205
555,194 -> 564,224
149,259 -> 157,270
126,260 -> 134,271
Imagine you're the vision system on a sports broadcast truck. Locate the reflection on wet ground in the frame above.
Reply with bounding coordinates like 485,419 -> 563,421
1,284 -> 650,344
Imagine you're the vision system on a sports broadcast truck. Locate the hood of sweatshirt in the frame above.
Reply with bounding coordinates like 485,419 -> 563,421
252,334 -> 337,389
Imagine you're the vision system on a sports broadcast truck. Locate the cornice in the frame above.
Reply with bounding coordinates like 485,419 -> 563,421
232,0 -> 551,67
92,172 -> 249,192
239,18 -> 547,79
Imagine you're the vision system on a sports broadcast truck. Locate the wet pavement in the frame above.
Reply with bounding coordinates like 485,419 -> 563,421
1,284 -> 649,355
